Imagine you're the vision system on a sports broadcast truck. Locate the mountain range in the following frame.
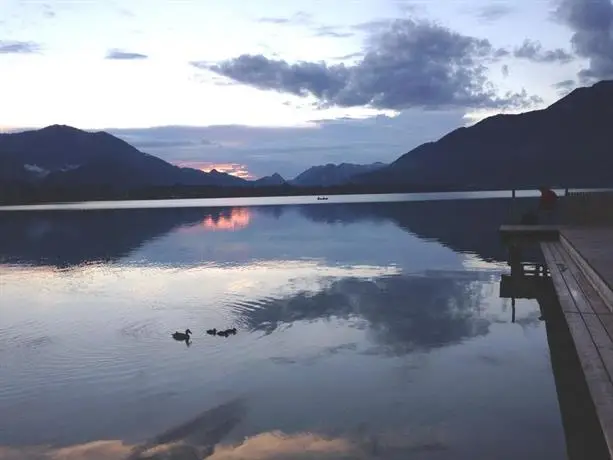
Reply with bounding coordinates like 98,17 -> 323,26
356,80 -> 613,189
0,124 -> 385,190
0,124 -> 247,189
289,162 -> 386,187
1,79 -> 613,197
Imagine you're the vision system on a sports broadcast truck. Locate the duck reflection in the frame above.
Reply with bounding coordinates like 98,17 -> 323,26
237,273 -> 490,355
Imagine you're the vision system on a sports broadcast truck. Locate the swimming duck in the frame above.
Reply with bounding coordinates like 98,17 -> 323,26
217,330 -> 229,337
172,329 -> 192,341
227,328 -> 237,335
206,328 -> 217,335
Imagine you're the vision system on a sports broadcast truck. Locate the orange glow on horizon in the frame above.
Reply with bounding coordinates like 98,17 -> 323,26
177,161 -> 253,180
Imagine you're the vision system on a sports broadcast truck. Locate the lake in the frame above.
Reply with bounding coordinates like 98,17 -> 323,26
0,196 -> 566,459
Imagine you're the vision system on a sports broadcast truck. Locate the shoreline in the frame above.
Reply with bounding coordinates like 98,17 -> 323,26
0,183 -> 597,207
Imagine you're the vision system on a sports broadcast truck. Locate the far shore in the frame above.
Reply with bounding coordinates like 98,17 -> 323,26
0,183 -> 608,208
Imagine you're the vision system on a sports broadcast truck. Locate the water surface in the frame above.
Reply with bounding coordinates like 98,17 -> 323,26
0,198 -> 564,459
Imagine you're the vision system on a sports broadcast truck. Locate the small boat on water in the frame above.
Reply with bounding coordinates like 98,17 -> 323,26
317,196 -> 329,201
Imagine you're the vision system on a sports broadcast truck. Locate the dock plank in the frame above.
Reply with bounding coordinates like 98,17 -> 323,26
550,242 -> 612,316
565,312 -> 613,456
561,229 -> 613,312
500,225 -> 559,242
541,241 -> 613,455
542,242 -> 579,314
562,228 -> 613,283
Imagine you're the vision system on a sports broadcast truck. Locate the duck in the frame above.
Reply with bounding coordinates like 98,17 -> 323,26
227,328 -> 237,335
172,329 -> 192,341
206,328 -> 217,335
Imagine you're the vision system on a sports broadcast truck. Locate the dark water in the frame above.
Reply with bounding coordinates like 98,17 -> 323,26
0,198 -> 565,459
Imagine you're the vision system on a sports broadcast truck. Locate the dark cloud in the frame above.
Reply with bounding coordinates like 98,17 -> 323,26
396,1 -> 425,14
257,17 -> 291,24
552,79 -> 577,95
312,25 -> 355,38
105,49 -> 148,60
493,48 -> 510,59
332,52 -> 365,61
42,3 -> 56,18
0,40 -> 41,54
257,11 -> 312,26
257,13 -> 352,39
513,39 -> 573,63
351,19 -> 397,33
199,19 -> 540,111
555,0 -> 613,82
195,55 -> 350,102
476,4 -> 514,21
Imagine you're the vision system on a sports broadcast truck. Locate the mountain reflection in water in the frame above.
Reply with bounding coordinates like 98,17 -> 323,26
0,197 -> 540,267
0,196 -> 564,460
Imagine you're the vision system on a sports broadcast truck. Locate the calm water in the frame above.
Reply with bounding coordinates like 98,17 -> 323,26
0,197 -> 565,459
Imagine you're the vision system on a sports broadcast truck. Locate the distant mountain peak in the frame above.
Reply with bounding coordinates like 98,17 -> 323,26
291,162 -> 386,187
40,124 -> 84,133
252,172 -> 286,187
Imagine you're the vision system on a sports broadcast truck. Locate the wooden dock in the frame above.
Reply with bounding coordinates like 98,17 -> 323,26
499,224 -> 560,242
500,224 -> 613,458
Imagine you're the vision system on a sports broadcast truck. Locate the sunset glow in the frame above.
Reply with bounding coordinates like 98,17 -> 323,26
177,161 -> 252,180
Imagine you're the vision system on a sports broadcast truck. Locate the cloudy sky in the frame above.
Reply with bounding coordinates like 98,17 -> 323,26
1,0 -> 610,179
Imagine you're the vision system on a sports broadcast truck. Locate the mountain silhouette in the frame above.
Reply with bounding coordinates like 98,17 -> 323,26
0,125 -> 247,188
253,172 -> 286,186
357,80 -> 613,189
291,162 -> 386,187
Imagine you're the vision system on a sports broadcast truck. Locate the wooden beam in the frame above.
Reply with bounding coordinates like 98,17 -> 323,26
500,225 -> 560,242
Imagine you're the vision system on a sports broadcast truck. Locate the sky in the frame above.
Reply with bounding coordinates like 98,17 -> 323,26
1,0 -> 611,179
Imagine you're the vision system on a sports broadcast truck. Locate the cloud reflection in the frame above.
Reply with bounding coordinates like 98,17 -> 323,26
0,429 -> 449,459
238,273 -> 490,356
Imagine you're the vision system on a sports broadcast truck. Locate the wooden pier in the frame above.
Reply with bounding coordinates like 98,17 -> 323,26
500,224 -> 613,458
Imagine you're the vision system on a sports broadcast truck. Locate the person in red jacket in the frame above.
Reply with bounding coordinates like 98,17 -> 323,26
538,187 -> 558,224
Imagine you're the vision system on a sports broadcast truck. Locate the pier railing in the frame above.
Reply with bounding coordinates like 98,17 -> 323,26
560,191 -> 613,226
508,189 -> 613,226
